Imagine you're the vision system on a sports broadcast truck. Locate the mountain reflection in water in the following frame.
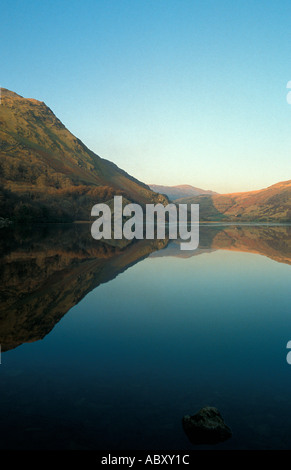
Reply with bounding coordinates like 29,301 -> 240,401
1,223 -> 291,451
1,223 -> 290,353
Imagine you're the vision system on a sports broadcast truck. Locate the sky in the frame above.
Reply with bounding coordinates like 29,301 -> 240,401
1,0 -> 291,193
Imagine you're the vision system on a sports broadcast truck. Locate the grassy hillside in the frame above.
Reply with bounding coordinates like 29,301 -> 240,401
0,88 -> 167,222
175,180 -> 291,222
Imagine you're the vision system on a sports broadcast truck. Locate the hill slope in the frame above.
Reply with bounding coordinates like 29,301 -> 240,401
149,183 -> 217,201
0,88 -> 167,222
175,180 -> 291,222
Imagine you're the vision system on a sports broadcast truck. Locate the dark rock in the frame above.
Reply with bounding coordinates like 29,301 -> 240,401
0,217 -> 12,228
182,406 -> 232,445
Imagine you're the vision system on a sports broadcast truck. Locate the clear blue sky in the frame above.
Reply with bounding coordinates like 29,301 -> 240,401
1,0 -> 291,193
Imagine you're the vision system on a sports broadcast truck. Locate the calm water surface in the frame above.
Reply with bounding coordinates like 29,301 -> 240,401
0,224 -> 291,450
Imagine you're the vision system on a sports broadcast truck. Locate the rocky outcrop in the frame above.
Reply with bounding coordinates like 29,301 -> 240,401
182,406 -> 232,445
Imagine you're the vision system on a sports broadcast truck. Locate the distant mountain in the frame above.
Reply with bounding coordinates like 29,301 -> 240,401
148,184 -> 217,201
175,180 -> 291,222
0,88 -> 167,222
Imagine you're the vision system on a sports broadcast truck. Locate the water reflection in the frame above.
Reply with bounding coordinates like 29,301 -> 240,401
1,223 -> 291,450
0,223 -> 290,352
0,223 -> 167,352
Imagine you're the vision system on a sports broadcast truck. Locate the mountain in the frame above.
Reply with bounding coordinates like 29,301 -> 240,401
148,183 -> 217,201
175,180 -> 291,222
0,88 -> 167,222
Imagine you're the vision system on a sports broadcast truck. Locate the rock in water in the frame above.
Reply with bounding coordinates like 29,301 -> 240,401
182,406 -> 232,445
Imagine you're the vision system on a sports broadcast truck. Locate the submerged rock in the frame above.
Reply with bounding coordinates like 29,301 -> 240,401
182,406 -> 232,445
0,217 -> 12,228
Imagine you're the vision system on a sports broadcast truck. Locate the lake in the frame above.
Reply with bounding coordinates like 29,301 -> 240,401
0,223 -> 291,450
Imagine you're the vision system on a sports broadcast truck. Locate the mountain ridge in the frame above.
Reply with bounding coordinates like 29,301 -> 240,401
0,88 -> 167,222
175,179 -> 291,222
148,183 -> 217,201
1,88 -> 290,224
